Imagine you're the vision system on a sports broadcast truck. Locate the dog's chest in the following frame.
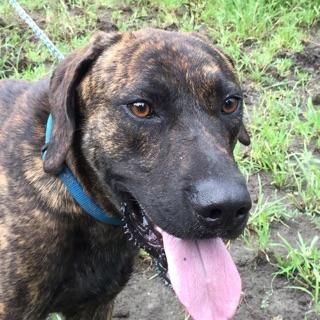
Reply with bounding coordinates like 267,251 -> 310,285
50,226 -> 136,314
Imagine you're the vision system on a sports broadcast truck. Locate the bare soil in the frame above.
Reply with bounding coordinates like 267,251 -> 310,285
114,214 -> 319,320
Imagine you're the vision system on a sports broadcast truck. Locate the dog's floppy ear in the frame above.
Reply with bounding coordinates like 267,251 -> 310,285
44,31 -> 122,174
238,124 -> 251,146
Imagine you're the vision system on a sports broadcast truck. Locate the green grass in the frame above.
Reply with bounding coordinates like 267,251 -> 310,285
49,314 -> 63,320
273,233 -> 320,314
243,176 -> 289,252
1,0 -> 320,317
288,147 -> 320,215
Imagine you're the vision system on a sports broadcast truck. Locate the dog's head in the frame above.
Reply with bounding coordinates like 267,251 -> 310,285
44,29 -> 251,271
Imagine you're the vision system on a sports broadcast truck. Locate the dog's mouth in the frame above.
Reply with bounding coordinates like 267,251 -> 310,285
119,192 -> 169,282
118,191 -> 242,320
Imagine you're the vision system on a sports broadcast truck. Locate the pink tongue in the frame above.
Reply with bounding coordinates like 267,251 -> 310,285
160,231 -> 241,320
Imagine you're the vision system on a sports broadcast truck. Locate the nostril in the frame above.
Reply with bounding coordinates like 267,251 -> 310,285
199,207 -> 223,222
235,207 -> 248,221
209,208 -> 223,220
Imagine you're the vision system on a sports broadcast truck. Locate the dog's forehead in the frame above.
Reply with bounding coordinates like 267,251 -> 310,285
125,30 -> 233,74
92,30 -> 240,100
97,30 -> 233,75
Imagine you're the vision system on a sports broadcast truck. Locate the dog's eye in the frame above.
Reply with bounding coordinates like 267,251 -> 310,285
222,97 -> 240,114
129,102 -> 153,118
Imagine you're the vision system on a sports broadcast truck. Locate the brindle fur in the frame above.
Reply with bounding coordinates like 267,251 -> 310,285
0,29 -> 250,319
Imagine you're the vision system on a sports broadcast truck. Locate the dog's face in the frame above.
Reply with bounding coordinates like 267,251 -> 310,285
44,29 -> 251,270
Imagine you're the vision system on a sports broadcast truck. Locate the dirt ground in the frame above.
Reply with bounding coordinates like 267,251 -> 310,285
114,216 -> 318,320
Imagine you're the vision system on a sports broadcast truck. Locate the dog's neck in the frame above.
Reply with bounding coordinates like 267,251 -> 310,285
65,140 -> 121,223
27,81 -> 123,234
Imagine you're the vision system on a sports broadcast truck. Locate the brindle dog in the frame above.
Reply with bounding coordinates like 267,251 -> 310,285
0,29 -> 251,320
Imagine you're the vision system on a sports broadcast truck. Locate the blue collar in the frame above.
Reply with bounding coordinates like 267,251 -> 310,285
42,114 -> 123,226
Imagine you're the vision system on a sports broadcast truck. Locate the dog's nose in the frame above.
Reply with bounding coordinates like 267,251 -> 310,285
188,179 -> 251,229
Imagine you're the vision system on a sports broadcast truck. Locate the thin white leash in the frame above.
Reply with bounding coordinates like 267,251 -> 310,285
8,0 -> 64,62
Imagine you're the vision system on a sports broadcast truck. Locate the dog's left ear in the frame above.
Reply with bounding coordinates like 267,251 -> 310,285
238,124 -> 251,146
44,31 -> 122,174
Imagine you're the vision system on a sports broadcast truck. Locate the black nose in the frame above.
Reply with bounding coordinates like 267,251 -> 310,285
188,179 -> 251,231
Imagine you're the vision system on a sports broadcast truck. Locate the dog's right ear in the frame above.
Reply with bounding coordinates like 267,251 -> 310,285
44,31 -> 122,174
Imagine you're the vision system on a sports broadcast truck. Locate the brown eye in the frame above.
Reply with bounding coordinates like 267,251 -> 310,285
222,97 -> 240,114
129,102 -> 153,118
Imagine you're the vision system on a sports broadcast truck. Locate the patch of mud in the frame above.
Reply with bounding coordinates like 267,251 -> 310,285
115,214 -> 319,320
293,37 -> 320,75
270,214 -> 320,256
115,237 -> 317,320
274,27 -> 320,99
114,260 -> 184,320
232,240 -> 317,320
